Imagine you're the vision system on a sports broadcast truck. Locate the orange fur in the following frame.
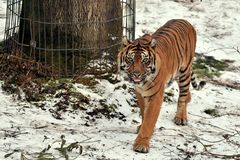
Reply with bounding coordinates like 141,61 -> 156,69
118,19 -> 199,153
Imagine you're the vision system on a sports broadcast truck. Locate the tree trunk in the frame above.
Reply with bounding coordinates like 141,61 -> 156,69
18,0 -> 122,76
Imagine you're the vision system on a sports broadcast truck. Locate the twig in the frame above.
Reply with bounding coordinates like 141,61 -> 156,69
199,46 -> 240,55
194,136 -> 240,159
189,112 -> 215,119
34,125 -> 48,129
236,130 -> 240,135
79,138 -> 101,144
233,46 -> 240,54
206,16 -> 217,24
4,149 -> 22,158
223,112 -> 240,117
197,121 -> 235,133
197,132 -> 239,143
190,112 -> 240,120
4,130 -> 29,138
102,144 -> 123,154
162,146 -> 176,157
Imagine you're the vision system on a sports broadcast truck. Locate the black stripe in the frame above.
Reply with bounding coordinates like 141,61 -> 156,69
149,91 -> 159,98
163,28 -> 184,61
143,80 -> 148,86
159,32 -> 181,71
192,83 -> 198,88
170,25 -> 186,51
187,30 -> 192,59
180,58 -> 192,74
176,20 -> 190,29
179,74 -> 190,83
180,87 -> 189,94
179,93 -> 188,97
146,68 -> 161,90
144,84 -> 163,98
167,26 -> 185,51
179,81 -> 191,89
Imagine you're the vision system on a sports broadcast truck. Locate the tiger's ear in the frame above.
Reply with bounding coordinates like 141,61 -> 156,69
122,36 -> 131,47
150,39 -> 157,48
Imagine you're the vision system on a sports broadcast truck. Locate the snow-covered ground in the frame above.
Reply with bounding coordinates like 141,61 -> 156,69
1,0 -> 240,159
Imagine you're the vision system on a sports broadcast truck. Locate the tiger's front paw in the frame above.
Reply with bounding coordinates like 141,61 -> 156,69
174,116 -> 188,125
133,137 -> 150,153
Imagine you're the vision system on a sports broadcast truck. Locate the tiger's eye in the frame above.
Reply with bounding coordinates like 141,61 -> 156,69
142,58 -> 149,64
126,57 -> 133,64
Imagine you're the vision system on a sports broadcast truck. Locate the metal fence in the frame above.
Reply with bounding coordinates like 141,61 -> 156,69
4,0 -> 135,77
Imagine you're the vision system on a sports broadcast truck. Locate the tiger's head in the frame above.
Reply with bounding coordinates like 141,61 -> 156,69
118,35 -> 159,85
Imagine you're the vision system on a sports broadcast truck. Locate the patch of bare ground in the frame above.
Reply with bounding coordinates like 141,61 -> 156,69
225,65 -> 240,72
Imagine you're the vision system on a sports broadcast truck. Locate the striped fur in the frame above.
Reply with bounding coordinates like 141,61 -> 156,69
118,19 -> 205,153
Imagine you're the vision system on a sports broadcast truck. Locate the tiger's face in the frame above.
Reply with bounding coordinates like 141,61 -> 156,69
118,37 -> 158,85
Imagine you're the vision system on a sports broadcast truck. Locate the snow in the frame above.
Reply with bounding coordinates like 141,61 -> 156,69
1,0 -> 240,159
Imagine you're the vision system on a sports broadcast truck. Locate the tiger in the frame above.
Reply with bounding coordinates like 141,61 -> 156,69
117,19 -> 205,153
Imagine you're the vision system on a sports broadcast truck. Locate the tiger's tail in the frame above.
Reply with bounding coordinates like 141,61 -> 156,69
191,71 -> 206,90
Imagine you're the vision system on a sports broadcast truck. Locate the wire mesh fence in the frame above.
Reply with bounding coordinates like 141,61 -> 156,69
4,0 -> 135,77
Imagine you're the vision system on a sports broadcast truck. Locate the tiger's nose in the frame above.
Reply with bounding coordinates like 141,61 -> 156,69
133,72 -> 141,78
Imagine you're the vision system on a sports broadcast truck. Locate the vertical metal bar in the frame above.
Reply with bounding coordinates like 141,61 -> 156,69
64,0 -> 68,76
12,0 -> 15,36
30,0 -> 36,60
12,0 -> 15,37
128,0 -> 131,39
78,27 -> 81,76
38,0 -> 41,63
9,0 -> 14,52
29,0 -> 32,58
58,9 -> 61,76
50,0 -> 54,75
4,0 -> 11,51
15,0 -> 22,51
20,0 -> 26,57
125,0 -> 127,37
71,0 -> 74,76
43,0 -> 47,75
132,0 -> 136,40
9,0 -> 13,51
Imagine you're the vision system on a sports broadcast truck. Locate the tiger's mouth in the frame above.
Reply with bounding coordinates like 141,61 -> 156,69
132,77 -> 142,84
130,75 -> 147,84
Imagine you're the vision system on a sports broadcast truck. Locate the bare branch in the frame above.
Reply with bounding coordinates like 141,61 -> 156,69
194,136 -> 240,159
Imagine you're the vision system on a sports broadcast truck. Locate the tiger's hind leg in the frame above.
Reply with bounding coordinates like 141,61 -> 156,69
174,71 -> 192,125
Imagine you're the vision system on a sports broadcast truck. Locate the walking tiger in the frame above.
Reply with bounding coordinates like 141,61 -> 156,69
117,19 -> 205,153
